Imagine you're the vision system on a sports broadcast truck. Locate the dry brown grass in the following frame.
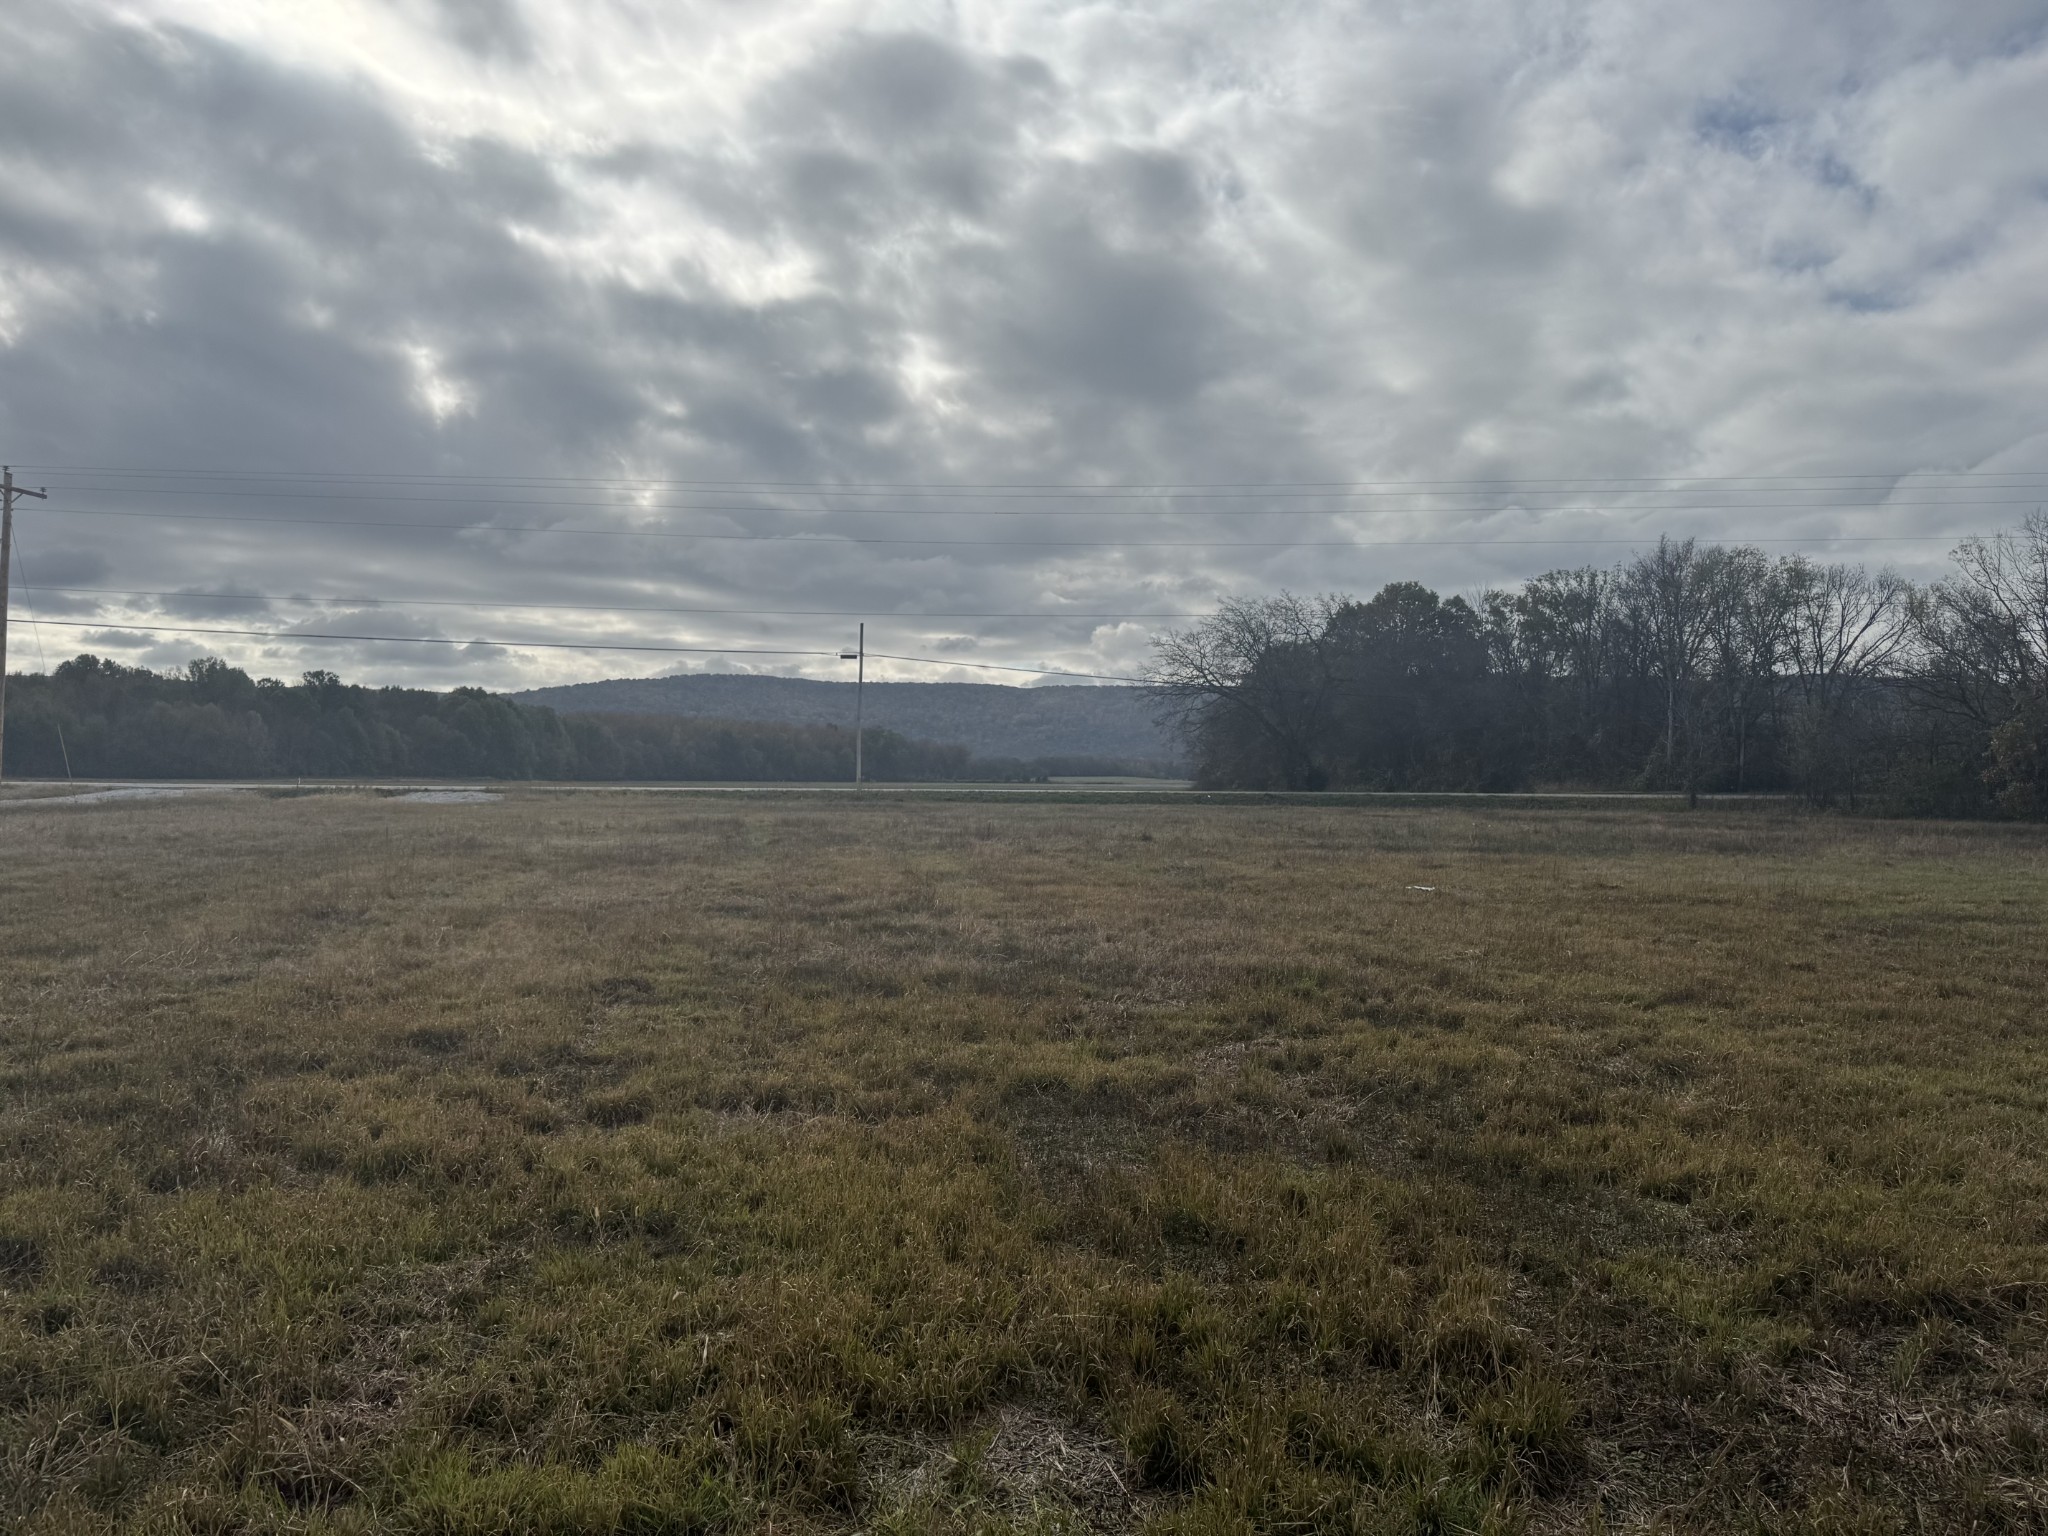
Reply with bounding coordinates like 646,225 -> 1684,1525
2,791 -> 2045,1533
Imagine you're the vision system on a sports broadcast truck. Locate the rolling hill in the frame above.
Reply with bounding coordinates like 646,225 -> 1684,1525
509,674 -> 1183,770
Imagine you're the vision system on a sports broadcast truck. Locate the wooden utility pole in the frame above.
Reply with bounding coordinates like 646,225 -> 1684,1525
0,465 -> 50,784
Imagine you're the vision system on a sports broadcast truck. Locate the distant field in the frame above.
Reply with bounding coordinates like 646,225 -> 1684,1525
2,796 -> 2044,1533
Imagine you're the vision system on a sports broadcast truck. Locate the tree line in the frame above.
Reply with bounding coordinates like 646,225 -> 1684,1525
1148,515 -> 2048,815
0,657 -> 1061,783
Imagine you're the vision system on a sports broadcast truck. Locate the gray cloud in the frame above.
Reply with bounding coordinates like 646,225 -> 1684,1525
415,0 -> 533,61
1,0 -> 2045,693
766,31 -> 1022,146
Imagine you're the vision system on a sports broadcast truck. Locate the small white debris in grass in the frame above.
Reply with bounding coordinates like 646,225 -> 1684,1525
1406,884 -> 1436,891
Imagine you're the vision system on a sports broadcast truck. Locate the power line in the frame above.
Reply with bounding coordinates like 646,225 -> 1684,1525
19,586 -> 1209,620
7,618 -> 1147,682
28,505 -> 1987,548
19,463 -> 2048,491
30,483 -> 2048,513
6,535 -> 74,780
865,653 -> 1148,684
14,619 -> 836,659
11,558 -> 58,675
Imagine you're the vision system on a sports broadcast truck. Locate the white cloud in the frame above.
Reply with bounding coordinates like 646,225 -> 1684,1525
1,0 -> 2045,690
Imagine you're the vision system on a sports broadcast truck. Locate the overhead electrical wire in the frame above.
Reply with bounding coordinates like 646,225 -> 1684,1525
25,484 -> 2048,514
16,586 -> 1210,620
24,505 -> 1985,547
4,533 -> 76,778
19,463 -> 2048,492
13,618 -> 1148,683
863,654 -> 1147,683
18,618 -> 837,659
9,544 -> 60,674
11,461 -> 2029,686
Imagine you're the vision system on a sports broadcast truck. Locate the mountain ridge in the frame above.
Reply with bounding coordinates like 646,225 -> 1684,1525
508,674 -> 1182,768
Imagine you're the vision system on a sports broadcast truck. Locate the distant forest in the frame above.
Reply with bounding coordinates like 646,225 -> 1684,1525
0,662 -> 1096,783
11,517 -> 2045,810
1151,517 -> 2048,816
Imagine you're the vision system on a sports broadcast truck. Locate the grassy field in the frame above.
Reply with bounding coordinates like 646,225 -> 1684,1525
2,793 -> 2045,1533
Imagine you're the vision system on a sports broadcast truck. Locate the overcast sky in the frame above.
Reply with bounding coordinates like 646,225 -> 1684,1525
3,0 -> 2046,690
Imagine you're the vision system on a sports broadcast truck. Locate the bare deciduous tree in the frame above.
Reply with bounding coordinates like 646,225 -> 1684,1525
1781,559 -> 1913,805
1618,537 -> 1746,797
1913,511 -> 2048,726
1708,548 -> 1798,791
1141,525 -> 2046,817
1147,594 -> 1343,789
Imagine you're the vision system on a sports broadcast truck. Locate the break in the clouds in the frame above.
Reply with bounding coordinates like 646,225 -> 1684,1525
1,0 -> 2046,689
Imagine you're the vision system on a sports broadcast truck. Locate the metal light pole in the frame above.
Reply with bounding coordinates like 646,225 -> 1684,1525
839,622 -> 864,787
